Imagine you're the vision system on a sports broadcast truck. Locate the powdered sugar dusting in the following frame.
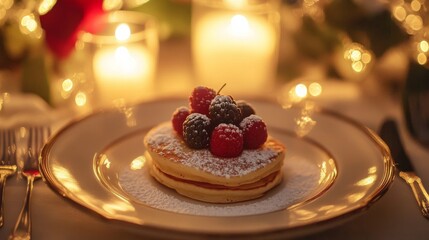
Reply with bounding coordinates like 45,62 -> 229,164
240,114 -> 263,130
119,155 -> 320,216
146,124 -> 280,177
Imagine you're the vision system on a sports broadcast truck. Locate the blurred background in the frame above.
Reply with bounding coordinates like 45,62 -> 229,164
0,0 -> 427,116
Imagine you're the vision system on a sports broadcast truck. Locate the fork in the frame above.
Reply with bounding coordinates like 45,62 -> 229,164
9,126 -> 51,240
0,129 -> 17,228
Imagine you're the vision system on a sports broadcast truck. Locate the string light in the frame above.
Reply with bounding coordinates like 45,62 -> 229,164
340,42 -> 373,80
38,0 -> 57,15
390,0 -> 428,35
411,29 -> 429,66
75,91 -> 87,107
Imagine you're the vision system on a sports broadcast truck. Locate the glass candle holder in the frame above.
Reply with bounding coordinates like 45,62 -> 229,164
80,11 -> 158,108
191,0 -> 281,95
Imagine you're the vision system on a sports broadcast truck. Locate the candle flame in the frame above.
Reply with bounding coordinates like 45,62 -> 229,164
228,15 -> 251,37
115,23 -> 131,41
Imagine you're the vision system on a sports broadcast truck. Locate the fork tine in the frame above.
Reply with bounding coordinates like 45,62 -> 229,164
7,129 -> 16,165
0,129 -> 16,165
1,130 -> 5,164
26,126 -> 50,166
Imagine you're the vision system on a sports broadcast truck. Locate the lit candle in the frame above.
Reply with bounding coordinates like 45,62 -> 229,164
192,11 -> 279,95
93,44 -> 154,105
90,22 -> 155,106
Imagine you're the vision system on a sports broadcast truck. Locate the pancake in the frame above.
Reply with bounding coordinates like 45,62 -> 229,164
144,122 -> 285,203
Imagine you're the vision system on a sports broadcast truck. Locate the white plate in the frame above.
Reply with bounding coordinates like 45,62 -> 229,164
40,99 -> 394,239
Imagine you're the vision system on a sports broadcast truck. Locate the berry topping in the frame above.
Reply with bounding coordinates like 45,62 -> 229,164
183,113 -> 212,149
240,115 -> 268,149
209,95 -> 241,125
210,124 -> 243,158
189,86 -> 217,115
236,100 -> 256,120
171,106 -> 190,137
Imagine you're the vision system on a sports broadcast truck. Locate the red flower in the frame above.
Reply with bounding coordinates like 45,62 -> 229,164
40,0 -> 104,59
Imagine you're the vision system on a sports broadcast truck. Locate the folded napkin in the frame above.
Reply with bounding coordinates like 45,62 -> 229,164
0,93 -> 67,129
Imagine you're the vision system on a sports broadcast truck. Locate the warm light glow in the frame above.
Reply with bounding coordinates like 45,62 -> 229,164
225,0 -> 247,8
62,79 -> 74,92
405,14 -> 423,31
417,52 -> 427,64
393,6 -> 406,21
1,0 -> 13,10
115,46 -> 131,64
115,23 -> 131,41
228,15 -> 251,37
193,11 -> 277,94
361,52 -> 372,63
343,43 -> 373,75
295,83 -> 308,98
309,82 -> 322,96
295,106 -> 317,137
347,192 -> 366,203
0,0 -> 13,21
293,209 -> 318,220
53,165 -> 81,192
356,175 -> 377,186
103,0 -> 123,11
419,40 -> 429,52
350,49 -> 362,62
38,0 -> 57,15
75,91 -> 87,107
130,156 -> 146,170
352,61 -> 364,72
411,0 -> 422,11
93,45 -> 154,106
101,200 -> 135,214
0,9 -> 6,22
20,14 -> 38,33
103,157 -> 111,169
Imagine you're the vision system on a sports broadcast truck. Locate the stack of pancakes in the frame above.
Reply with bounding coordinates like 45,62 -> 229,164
144,123 -> 285,203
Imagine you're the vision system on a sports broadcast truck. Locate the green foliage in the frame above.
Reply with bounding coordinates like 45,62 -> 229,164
20,54 -> 51,104
293,16 -> 341,59
133,0 -> 191,39
325,0 -> 408,57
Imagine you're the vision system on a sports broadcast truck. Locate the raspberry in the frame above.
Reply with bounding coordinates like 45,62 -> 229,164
210,124 -> 243,158
209,95 -> 241,125
240,115 -> 267,149
189,86 -> 216,115
183,113 -> 211,149
171,106 -> 190,137
236,100 -> 255,121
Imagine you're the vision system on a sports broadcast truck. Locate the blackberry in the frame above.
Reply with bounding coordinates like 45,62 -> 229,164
236,100 -> 255,120
183,113 -> 211,149
209,95 -> 242,125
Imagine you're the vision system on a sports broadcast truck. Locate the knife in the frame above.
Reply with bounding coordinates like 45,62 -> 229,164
379,119 -> 429,219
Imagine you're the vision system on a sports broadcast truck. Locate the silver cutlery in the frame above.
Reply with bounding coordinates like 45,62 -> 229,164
9,126 -> 51,240
379,119 -> 429,219
0,129 -> 17,228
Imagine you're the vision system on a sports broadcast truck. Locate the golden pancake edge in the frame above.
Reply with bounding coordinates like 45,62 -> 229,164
144,122 -> 286,203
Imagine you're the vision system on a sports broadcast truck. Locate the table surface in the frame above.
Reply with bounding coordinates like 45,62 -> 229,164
1,38 -> 429,240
